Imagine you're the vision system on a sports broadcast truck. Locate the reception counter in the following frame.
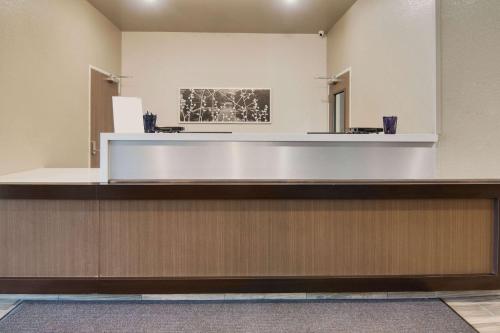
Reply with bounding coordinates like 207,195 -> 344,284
0,169 -> 499,294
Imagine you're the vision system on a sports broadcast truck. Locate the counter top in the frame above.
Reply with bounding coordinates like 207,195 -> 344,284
0,168 -> 99,184
102,133 -> 439,143
1,168 -> 499,185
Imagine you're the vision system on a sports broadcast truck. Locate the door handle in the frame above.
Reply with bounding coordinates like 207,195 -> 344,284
91,141 -> 99,156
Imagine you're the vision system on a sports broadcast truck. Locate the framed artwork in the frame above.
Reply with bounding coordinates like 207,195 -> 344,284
180,88 -> 271,123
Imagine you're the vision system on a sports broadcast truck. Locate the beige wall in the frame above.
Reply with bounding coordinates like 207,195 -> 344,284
0,0 -> 121,175
438,0 -> 500,178
327,0 -> 437,133
121,32 -> 328,133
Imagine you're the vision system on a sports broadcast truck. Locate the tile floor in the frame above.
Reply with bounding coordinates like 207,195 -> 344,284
445,295 -> 500,332
0,299 -> 19,321
2,291 -> 500,332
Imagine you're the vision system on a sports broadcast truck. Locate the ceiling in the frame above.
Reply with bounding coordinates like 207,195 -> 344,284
87,0 -> 357,33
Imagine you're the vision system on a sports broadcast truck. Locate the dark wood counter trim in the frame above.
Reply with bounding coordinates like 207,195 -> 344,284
98,183 -> 500,200
2,275 -> 500,294
2,182 -> 500,200
0,184 -> 97,200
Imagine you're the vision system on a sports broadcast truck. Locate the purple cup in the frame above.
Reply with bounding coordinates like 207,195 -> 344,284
383,116 -> 398,134
143,114 -> 157,133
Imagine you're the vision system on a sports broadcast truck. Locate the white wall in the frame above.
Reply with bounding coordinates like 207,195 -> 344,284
438,0 -> 500,178
327,0 -> 437,134
121,32 -> 328,133
0,0 -> 121,175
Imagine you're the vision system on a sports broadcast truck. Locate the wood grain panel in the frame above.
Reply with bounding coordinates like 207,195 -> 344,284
100,199 -> 495,278
0,200 -> 99,277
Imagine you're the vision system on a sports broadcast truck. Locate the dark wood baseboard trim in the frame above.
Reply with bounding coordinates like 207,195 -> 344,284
2,276 -> 500,294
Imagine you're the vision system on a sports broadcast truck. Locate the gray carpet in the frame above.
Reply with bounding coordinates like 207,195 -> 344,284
0,299 -> 475,333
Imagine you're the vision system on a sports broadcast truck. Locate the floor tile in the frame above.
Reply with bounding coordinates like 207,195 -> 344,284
466,315 -> 500,325
453,307 -> 493,319
450,303 -> 488,312
444,295 -> 500,333
262,293 -> 307,300
0,294 -> 58,301
224,293 -> 267,300
474,322 -> 500,333
387,292 -> 437,299
445,297 -> 500,309
57,294 -> 142,301
0,310 -> 7,320
306,292 -> 388,300
438,290 -> 500,298
0,301 -> 19,320
142,294 -> 225,301
0,300 -> 17,311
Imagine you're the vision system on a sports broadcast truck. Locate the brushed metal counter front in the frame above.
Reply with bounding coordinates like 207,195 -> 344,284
100,133 -> 438,183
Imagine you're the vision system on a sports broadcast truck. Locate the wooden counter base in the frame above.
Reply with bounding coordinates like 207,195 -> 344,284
100,199 -> 493,278
1,181 -> 499,293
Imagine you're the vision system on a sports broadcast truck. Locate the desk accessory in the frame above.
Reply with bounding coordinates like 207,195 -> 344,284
143,112 -> 157,133
383,116 -> 398,134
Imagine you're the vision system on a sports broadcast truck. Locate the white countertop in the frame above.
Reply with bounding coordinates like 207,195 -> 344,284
0,168 -> 496,184
102,133 -> 438,143
0,168 -> 99,184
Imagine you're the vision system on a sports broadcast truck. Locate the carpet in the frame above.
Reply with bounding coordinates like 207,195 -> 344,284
0,299 -> 475,333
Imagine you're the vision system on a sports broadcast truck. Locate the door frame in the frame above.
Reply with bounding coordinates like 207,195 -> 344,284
88,65 -> 120,167
329,67 -> 351,132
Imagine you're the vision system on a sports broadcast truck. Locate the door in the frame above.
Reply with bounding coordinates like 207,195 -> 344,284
90,68 -> 119,168
329,71 -> 350,133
